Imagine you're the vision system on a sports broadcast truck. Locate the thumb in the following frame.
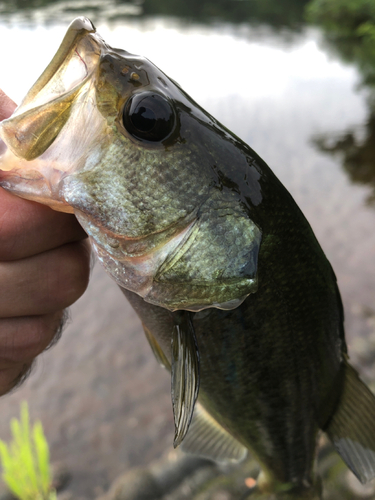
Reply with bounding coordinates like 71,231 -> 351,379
0,89 -> 16,121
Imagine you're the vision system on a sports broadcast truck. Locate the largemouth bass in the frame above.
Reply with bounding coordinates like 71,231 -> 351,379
1,17 -> 375,499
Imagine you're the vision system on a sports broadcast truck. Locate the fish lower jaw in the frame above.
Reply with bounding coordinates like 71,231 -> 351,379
0,165 -> 74,213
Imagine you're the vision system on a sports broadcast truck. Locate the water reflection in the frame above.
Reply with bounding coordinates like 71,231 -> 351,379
307,0 -> 375,206
0,0 -> 310,28
140,0 -> 310,28
0,0 -> 142,26
320,36 -> 375,88
313,111 -> 375,205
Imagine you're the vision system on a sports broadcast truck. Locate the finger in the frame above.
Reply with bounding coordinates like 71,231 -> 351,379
0,363 -> 34,396
0,88 -> 16,121
0,188 -> 87,261
0,308 -> 65,396
0,311 -> 64,365
0,239 -> 91,317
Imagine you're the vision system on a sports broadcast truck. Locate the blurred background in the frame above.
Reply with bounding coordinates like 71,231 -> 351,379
0,0 -> 375,499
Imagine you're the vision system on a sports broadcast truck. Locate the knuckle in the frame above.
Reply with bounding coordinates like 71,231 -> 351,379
0,190 -> 88,262
0,313 -> 63,363
0,240 -> 91,317
53,241 -> 91,308
0,363 -> 32,396
20,325 -> 52,359
0,192 -> 30,260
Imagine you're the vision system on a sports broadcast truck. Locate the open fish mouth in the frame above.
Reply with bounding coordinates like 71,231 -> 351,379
0,17 -> 105,212
15,18 -> 100,120
1,17 -> 101,160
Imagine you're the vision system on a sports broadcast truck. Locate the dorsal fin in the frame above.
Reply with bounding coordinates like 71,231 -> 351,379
181,402 -> 247,464
171,311 -> 200,448
325,358 -> 375,483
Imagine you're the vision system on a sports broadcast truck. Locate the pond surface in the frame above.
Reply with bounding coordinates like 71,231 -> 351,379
0,2 -> 374,498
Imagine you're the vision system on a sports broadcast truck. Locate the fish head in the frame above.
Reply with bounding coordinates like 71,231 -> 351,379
0,17 -> 262,311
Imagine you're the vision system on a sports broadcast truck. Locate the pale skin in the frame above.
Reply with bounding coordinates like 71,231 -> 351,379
0,89 -> 91,395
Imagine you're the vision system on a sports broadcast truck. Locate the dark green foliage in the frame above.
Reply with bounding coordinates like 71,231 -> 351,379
306,0 -> 375,37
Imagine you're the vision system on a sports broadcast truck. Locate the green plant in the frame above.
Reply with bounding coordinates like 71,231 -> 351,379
0,402 -> 56,500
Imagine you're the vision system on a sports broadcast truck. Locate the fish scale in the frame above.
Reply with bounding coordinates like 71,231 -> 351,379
81,138 -> 208,236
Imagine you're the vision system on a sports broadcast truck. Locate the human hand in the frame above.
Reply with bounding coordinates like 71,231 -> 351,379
0,89 -> 91,396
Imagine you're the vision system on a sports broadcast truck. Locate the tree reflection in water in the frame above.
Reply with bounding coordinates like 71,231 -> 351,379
0,0 -> 311,30
313,111 -> 375,205
307,0 -> 375,207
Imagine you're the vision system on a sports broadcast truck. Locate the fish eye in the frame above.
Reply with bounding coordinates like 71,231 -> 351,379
122,92 -> 175,143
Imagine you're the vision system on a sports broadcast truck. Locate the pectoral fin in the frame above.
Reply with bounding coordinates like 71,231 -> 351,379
142,324 -> 171,370
181,402 -> 247,464
171,311 -> 200,448
325,358 -> 375,483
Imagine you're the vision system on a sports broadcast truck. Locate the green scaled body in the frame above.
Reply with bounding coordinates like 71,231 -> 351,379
121,141 -> 345,497
0,17 -> 375,499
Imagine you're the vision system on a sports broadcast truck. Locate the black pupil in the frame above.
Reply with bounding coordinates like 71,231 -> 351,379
123,92 -> 174,142
132,106 -> 156,132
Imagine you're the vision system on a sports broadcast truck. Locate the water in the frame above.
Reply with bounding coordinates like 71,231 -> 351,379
0,2 -> 374,498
